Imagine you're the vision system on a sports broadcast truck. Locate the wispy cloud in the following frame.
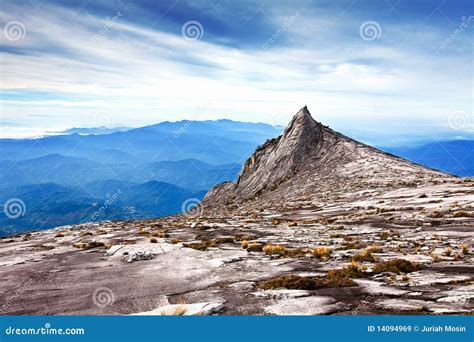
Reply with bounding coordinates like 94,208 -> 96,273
0,0 -> 472,141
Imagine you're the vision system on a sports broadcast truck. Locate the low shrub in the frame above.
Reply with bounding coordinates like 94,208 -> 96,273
72,241 -> 105,250
313,246 -> 331,260
183,240 -> 216,251
372,259 -> 419,274
263,244 -> 286,256
352,245 -> 382,262
378,230 -> 400,240
258,274 -> 355,290
453,211 -> 470,218
246,242 -> 263,252
327,261 -> 367,280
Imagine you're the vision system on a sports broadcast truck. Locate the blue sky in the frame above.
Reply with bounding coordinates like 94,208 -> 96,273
0,0 -> 473,143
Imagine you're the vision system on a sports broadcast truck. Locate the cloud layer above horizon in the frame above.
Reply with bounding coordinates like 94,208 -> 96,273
0,0 -> 473,142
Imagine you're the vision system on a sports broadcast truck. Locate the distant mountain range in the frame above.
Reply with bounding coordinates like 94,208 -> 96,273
381,140 -> 474,177
0,119 -> 281,236
1,119 -> 283,164
0,117 -> 472,237
58,126 -> 133,135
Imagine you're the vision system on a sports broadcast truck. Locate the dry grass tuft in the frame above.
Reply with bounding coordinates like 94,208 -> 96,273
373,259 -> 419,274
234,235 -> 253,242
183,240 -> 216,251
171,238 -> 182,244
352,245 -> 382,262
378,230 -> 400,240
327,261 -> 367,280
263,244 -> 286,256
151,229 -> 169,238
313,246 -> 332,260
72,241 -> 105,250
246,242 -> 263,252
258,274 -> 355,290
138,227 -> 149,235
453,211 -> 471,218
217,237 -> 234,244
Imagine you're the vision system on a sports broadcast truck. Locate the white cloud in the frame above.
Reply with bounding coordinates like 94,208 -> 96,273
0,1 -> 472,139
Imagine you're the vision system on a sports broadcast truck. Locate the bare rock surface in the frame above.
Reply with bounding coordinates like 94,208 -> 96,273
0,107 -> 472,316
132,302 -> 224,316
265,296 -> 345,315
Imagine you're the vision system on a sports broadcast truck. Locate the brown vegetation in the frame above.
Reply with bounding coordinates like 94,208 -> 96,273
258,274 -> 355,290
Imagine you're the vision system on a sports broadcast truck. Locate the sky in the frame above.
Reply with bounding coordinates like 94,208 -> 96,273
0,0 -> 473,144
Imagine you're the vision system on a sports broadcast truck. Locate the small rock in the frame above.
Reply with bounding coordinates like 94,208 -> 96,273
122,250 -> 154,263
105,245 -> 123,256
132,302 -> 224,316
436,295 -> 471,304
252,289 -> 311,299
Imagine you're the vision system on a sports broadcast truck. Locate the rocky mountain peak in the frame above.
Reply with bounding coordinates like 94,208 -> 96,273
233,107 -> 328,195
204,106 -> 448,206
280,105 -> 324,146
204,106 -> 346,202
